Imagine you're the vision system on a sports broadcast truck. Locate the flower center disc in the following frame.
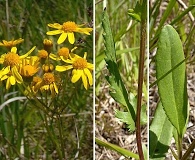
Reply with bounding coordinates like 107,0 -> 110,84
38,50 -> 48,59
22,65 -> 37,77
58,47 -> 69,59
62,21 -> 77,32
43,73 -> 55,85
73,58 -> 87,69
4,52 -> 20,67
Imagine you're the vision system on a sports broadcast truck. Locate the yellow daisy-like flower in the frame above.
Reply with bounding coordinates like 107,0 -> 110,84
0,66 -> 22,90
0,38 -> 24,49
40,72 -> 59,96
46,21 -> 93,44
56,52 -> 93,90
0,46 -> 36,89
19,56 -> 40,77
31,76 -> 43,93
49,47 -> 77,61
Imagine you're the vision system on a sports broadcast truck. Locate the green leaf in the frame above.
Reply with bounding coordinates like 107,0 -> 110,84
149,101 -> 173,159
128,2 -> 142,22
95,138 -> 139,159
115,110 -> 134,130
102,9 -> 136,131
156,25 -> 188,138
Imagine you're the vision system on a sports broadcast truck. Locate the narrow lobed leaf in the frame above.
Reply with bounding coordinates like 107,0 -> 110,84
102,9 -> 136,131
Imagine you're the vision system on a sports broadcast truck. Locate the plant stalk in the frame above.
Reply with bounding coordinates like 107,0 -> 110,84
136,2 -> 146,160
178,137 -> 183,159
181,139 -> 195,160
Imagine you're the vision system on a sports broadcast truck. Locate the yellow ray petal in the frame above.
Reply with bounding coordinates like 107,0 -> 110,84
6,77 -> 11,90
1,75 -> 8,81
10,76 -> 16,85
67,32 -> 75,44
56,65 -> 73,72
71,70 -> 82,83
48,23 -> 62,29
81,72 -> 88,90
2,66 -> 10,75
84,68 -> 93,86
12,67 -> 23,83
46,30 -> 63,35
57,32 -> 68,44
53,83 -> 58,94
11,47 -> 17,53
49,53 -> 61,61
76,28 -> 93,35
20,46 -> 36,59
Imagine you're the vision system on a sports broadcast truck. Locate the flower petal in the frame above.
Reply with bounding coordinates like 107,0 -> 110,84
20,46 -> 36,59
67,32 -> 75,44
1,75 -> 8,81
56,65 -> 73,72
49,53 -> 61,61
48,23 -> 62,29
11,67 -> 23,83
2,66 -> 10,75
11,47 -> 17,53
6,77 -> 11,90
84,68 -> 93,86
81,72 -> 88,90
76,28 -> 93,35
10,76 -> 16,85
87,63 -> 94,70
57,32 -> 67,44
71,70 -> 82,83
53,83 -> 58,94
50,84 -> 54,95
0,54 -> 6,64
46,30 -> 63,35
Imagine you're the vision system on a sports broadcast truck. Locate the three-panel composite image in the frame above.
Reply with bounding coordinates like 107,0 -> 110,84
0,0 -> 194,159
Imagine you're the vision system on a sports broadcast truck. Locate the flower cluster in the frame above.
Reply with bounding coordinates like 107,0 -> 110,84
0,21 -> 93,97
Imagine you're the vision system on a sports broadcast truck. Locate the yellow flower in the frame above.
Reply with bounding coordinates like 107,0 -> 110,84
19,56 -> 40,77
0,66 -> 23,90
0,46 -> 36,89
0,38 -> 24,49
40,72 -> 59,96
49,47 -> 77,61
31,76 -> 43,93
56,52 -> 93,90
46,21 -> 93,44
38,49 -> 48,59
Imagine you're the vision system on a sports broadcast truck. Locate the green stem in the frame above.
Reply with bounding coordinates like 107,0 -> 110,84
178,137 -> 183,159
136,2 -> 146,160
6,0 -> 10,39
43,113 -> 63,160
57,114 -> 65,158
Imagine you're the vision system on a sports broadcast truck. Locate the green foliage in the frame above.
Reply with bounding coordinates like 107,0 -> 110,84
149,101 -> 173,160
95,138 -> 139,159
156,25 -> 188,138
128,2 -> 142,22
102,9 -> 136,131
